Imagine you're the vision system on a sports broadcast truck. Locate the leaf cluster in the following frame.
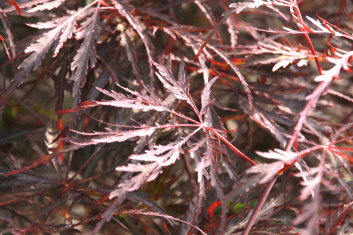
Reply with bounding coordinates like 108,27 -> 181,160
0,0 -> 352,234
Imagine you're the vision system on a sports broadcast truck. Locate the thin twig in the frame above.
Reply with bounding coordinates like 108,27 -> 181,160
241,176 -> 278,235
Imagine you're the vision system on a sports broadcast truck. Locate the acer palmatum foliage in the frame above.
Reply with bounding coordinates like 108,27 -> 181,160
0,0 -> 352,234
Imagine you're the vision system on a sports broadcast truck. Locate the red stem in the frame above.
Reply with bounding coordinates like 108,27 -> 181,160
292,4 -> 323,75
206,127 -> 257,166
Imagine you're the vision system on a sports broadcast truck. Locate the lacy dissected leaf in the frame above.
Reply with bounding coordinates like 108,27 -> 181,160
116,162 -> 162,192
27,0 -> 66,12
70,13 -> 100,106
112,0 -> 154,71
228,1 -> 266,14
240,101 -> 288,145
154,60 -> 196,109
178,59 -> 189,94
187,138 -> 208,182
1,0 -> 352,233
0,15 -> 77,109
207,45 -> 254,111
194,150 -> 211,195
54,20 -> 77,57
95,87 -> 166,112
293,197 -> 321,235
26,16 -> 70,29
113,141 -> 183,194
129,142 -> 181,166
272,58 -> 296,72
246,149 -> 298,183
256,149 -> 299,162
21,17 -> 74,71
305,16 -> 348,38
195,0 -> 268,59
181,192 -> 205,234
315,51 -> 353,82
200,76 -> 218,116
247,161 -> 284,184
2,0 -> 50,13
110,128 -> 201,199
120,30 -> 144,82
70,128 -> 155,146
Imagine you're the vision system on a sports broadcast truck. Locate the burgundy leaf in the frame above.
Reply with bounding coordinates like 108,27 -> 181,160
200,76 -> 218,116
71,13 -> 100,106
27,0 -> 66,12
70,128 -> 155,145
